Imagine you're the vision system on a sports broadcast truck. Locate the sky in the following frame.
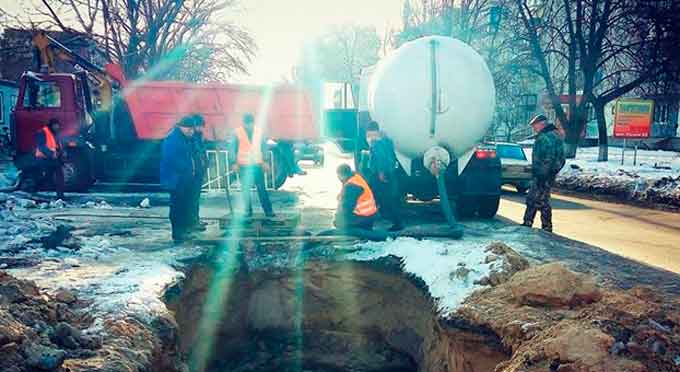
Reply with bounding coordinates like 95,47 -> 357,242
237,0 -> 403,84
0,0 -> 403,84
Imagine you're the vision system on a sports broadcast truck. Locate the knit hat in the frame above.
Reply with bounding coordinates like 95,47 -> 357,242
529,114 -> 548,126
177,116 -> 195,127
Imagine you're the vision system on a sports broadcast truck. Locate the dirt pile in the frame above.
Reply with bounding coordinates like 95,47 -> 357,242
454,262 -> 680,372
0,271 -> 184,372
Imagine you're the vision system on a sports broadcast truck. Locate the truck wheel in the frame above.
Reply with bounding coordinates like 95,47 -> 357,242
455,196 -> 476,219
270,148 -> 288,189
477,195 -> 500,219
62,151 -> 93,192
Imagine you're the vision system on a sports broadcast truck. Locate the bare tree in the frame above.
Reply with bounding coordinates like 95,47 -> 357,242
512,0 -> 673,159
308,24 -> 381,105
4,0 -> 255,82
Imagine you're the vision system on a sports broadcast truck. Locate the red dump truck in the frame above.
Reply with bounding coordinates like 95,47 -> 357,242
12,33 -> 318,191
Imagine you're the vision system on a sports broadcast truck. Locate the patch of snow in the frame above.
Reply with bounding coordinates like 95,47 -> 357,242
0,162 -> 19,188
0,207 -> 60,254
552,147 -> 680,207
49,199 -> 66,209
94,201 -> 112,209
138,198 -> 151,208
349,237 -> 494,314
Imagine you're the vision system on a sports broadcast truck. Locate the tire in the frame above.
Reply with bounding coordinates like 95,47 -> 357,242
477,195 -> 500,219
455,196 -> 476,219
270,148 -> 288,190
62,150 -> 93,192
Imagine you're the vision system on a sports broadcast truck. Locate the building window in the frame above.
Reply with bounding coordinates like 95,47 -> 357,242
654,102 -> 670,124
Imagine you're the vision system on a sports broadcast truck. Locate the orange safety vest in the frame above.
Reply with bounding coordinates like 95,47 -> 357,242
235,126 -> 263,165
346,173 -> 378,217
35,126 -> 58,159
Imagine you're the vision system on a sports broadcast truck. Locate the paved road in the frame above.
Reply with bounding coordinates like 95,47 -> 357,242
499,190 -> 680,274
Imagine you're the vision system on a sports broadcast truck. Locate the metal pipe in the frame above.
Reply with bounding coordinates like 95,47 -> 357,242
429,39 -> 438,137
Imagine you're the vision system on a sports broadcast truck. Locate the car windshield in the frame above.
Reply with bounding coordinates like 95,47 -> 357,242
496,144 -> 527,160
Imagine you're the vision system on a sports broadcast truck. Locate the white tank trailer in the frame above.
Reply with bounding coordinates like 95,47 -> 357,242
357,36 -> 502,219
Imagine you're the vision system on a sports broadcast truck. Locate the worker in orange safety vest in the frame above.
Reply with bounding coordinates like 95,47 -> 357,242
229,113 -> 274,217
334,164 -> 378,231
33,118 -> 65,199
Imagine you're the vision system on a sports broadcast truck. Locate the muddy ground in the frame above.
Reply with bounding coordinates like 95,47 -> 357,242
1,150 -> 680,371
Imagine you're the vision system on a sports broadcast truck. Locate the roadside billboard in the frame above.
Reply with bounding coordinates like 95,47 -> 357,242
613,99 -> 654,138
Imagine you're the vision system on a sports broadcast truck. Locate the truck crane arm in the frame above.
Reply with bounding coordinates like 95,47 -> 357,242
33,31 -> 115,111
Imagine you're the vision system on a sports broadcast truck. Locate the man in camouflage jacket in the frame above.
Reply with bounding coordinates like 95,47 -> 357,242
522,115 -> 565,232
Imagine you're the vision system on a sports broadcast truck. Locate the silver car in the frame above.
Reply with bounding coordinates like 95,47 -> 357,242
494,142 -> 532,193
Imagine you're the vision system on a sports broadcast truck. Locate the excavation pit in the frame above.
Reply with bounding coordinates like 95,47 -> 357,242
164,241 -> 511,372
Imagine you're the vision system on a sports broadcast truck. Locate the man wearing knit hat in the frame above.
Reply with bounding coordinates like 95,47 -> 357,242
522,114 -> 565,232
160,115 -> 197,243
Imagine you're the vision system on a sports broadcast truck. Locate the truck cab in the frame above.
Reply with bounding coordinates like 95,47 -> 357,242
13,72 -> 95,190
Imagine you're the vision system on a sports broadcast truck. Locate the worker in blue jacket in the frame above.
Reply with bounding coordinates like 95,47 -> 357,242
189,114 -> 208,231
161,116 -> 196,243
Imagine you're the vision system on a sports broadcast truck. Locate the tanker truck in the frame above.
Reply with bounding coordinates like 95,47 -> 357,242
327,36 -> 501,219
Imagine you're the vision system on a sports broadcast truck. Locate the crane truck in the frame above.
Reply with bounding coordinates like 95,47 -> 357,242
327,36 -> 502,220
11,32 -> 318,192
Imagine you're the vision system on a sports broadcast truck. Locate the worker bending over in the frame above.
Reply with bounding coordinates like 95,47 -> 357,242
334,164 -> 378,231
33,118 -> 64,199
364,121 -> 403,231
161,116 -> 197,243
230,113 -> 275,218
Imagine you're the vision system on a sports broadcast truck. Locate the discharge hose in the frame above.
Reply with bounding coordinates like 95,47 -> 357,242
424,146 -> 463,238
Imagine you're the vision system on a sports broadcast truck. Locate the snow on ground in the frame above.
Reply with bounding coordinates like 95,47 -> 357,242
545,146 -> 680,208
0,192 -> 208,323
349,236 -> 503,314
0,160 -> 19,189
282,143 -> 350,210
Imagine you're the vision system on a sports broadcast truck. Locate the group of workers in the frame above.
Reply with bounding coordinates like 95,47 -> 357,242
31,111 -> 563,243
158,111 -> 404,243
160,112 -> 280,243
333,121 -> 403,233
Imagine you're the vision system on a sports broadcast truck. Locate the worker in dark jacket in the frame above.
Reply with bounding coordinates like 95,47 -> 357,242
229,113 -> 274,217
161,116 -> 196,243
34,118 -> 65,199
334,164 -> 378,231
190,114 -> 208,231
522,114 -> 566,232
364,121 -> 403,231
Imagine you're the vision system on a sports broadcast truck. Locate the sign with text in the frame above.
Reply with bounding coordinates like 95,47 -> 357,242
613,99 -> 654,138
